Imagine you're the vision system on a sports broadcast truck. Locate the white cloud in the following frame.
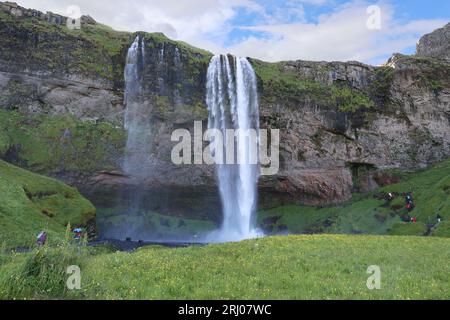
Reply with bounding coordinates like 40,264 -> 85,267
14,0 -> 447,65
15,0 -> 259,46
228,2 -> 447,64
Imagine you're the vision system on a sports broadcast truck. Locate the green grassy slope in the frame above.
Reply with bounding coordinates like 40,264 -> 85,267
0,160 -> 95,248
1,235 -> 449,299
258,159 -> 450,237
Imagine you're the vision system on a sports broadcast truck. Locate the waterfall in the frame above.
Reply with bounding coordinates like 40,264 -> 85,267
121,39 -> 262,242
123,36 -> 153,179
206,54 -> 262,242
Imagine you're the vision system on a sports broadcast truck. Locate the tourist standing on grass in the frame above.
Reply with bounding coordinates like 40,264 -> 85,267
405,193 -> 415,212
36,231 -> 47,246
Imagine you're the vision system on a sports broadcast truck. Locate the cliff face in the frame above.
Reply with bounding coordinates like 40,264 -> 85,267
417,22 -> 450,62
0,2 -> 132,121
0,3 -> 449,217
255,54 -> 449,205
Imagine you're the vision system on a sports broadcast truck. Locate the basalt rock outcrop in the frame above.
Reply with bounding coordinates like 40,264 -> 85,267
0,2 -> 449,218
417,22 -> 450,62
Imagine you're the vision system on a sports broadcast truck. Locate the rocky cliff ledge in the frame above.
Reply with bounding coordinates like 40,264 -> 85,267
417,22 -> 450,62
0,2 -> 449,218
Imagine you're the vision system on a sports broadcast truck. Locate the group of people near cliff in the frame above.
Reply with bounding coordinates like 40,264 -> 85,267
403,193 -> 417,223
387,192 -> 444,225
36,228 -> 85,246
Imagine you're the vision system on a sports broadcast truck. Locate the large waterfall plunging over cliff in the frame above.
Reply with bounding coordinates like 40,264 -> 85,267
206,54 -> 262,242
123,36 -> 153,178
117,40 -> 263,242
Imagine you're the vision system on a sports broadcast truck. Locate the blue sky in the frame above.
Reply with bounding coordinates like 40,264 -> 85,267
389,0 -> 449,54
17,0 -> 450,64
223,0 -> 449,63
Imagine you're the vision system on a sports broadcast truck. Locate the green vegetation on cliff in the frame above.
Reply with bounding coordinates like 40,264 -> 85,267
251,59 -> 374,113
139,32 -> 211,113
0,10 -> 132,83
143,31 -> 212,63
0,159 -> 95,248
0,8 -> 212,87
251,59 -> 327,105
369,66 -> 395,104
392,54 -> 450,92
258,159 -> 450,237
1,235 -> 449,299
0,110 -> 125,176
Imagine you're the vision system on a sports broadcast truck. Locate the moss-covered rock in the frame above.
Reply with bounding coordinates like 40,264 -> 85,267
0,109 -> 126,180
251,58 -> 374,111
0,7 -> 132,86
0,5 -> 212,92
137,32 -> 212,111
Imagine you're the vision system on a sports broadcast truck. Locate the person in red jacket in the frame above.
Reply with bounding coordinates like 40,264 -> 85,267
405,193 -> 415,212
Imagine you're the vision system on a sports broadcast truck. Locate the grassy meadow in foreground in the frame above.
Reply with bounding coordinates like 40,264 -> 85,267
1,235 -> 449,300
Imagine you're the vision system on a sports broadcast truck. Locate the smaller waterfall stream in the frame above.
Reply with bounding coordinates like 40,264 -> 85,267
123,36 -> 153,179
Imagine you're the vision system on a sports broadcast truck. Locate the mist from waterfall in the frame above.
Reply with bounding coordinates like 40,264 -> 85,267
115,36 -> 205,243
120,35 -> 154,239
123,36 -> 153,179
206,54 -> 262,242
